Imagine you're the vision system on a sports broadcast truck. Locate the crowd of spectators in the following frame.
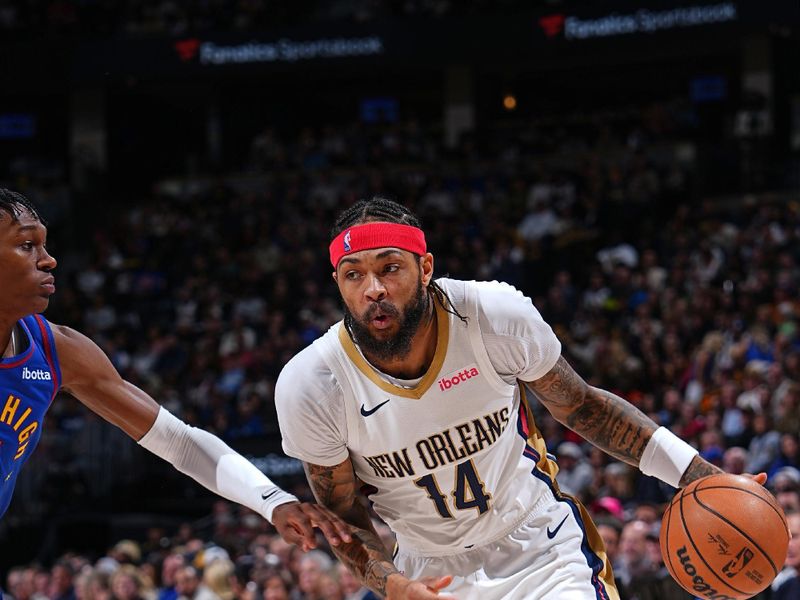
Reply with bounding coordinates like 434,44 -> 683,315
1,95 -> 799,598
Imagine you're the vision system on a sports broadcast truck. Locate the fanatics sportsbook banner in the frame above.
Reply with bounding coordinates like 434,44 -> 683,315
64,0 -> 800,83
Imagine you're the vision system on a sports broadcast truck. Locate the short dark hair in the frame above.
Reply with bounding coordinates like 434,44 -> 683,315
331,197 -> 467,324
0,188 -> 43,223
330,196 -> 421,239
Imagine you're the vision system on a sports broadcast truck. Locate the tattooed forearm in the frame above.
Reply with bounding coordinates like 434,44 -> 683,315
333,528 -> 399,596
679,455 -> 723,487
303,461 -> 399,596
528,356 -> 656,466
566,388 -> 655,464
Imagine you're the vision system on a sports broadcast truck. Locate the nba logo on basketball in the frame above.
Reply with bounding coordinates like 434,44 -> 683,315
343,230 -> 351,252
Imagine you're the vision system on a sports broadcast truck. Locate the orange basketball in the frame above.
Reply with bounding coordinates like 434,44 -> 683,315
660,473 -> 789,600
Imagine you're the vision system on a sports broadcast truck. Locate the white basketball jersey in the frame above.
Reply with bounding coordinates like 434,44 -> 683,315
277,278 -> 563,555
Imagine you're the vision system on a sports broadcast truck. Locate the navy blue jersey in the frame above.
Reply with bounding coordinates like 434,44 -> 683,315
0,315 -> 61,518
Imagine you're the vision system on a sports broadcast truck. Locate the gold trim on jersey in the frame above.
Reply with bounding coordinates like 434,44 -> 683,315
337,299 -> 450,399
572,493 -> 621,600
519,383 -> 560,485
518,383 -> 620,600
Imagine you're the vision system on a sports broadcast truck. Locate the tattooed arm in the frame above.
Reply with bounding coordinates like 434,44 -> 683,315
303,459 -> 452,599
526,356 -> 722,487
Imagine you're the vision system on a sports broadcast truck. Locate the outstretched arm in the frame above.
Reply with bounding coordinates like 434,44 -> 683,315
52,322 -> 352,550
526,355 -> 720,487
303,459 -> 452,599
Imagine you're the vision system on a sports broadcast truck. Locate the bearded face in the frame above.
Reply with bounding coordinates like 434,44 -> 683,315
344,277 -> 429,362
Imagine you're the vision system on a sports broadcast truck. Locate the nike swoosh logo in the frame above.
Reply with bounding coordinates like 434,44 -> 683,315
262,489 -> 279,500
360,399 -> 391,417
546,515 -> 569,539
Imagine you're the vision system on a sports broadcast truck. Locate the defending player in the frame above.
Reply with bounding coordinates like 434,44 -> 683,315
0,188 -> 351,552
276,198 -> 766,599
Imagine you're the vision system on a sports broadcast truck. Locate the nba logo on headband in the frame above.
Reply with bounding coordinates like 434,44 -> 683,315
329,222 -> 426,267
343,230 -> 352,252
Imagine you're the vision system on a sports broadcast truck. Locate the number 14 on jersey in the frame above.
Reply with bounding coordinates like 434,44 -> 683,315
414,459 -> 492,518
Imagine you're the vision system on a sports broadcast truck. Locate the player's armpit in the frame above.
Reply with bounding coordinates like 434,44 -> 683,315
303,460 -> 400,596
526,355 -> 656,466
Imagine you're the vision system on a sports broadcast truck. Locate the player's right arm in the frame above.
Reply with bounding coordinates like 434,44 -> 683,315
302,457 -> 452,599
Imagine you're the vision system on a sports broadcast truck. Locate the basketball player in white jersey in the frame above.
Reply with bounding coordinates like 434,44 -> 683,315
276,198 -> 766,599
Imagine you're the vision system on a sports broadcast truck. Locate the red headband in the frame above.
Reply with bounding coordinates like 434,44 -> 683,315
329,222 -> 427,268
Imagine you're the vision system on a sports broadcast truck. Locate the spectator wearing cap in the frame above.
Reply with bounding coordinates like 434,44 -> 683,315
554,441 -> 594,500
591,496 -> 625,522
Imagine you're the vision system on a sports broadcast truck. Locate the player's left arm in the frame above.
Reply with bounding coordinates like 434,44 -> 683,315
525,355 -> 720,487
52,322 -> 352,549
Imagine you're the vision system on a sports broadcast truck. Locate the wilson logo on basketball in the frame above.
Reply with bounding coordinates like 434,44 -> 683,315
675,546 -> 736,600
438,365 -> 480,391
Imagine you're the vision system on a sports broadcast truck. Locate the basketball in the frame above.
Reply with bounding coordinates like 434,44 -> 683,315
660,473 -> 790,600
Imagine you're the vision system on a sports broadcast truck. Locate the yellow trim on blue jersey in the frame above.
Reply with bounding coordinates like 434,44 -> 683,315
338,300 -> 450,399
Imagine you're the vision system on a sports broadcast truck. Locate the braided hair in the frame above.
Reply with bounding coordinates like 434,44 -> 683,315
0,188 -> 43,223
331,197 -> 467,324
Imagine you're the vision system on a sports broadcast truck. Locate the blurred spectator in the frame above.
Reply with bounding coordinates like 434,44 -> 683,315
722,446 -> 748,475
554,442 -> 594,500
110,542 -> 142,567
49,561 -> 76,600
771,467 -> 800,514
174,567 -> 214,600
157,555 -> 185,600
746,412 -> 782,474
768,433 -> 800,478
296,552 -> 332,599
336,563 -> 379,600
594,518 -> 623,572
772,511 -> 800,599
591,497 -> 625,522
109,567 -> 147,600
614,520 -> 652,591
201,560 -> 234,600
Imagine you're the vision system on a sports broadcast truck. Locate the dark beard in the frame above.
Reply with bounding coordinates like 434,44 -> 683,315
344,280 -> 430,362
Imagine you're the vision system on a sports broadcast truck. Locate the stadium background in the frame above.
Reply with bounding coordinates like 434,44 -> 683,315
1,1 -> 799,599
